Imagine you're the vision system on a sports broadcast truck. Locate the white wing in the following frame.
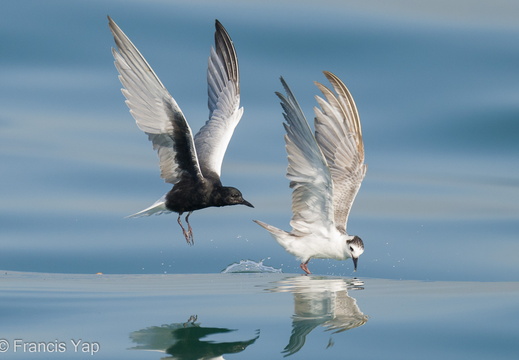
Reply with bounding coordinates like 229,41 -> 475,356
314,71 -> 366,233
277,77 -> 335,236
108,16 -> 203,184
194,20 -> 243,180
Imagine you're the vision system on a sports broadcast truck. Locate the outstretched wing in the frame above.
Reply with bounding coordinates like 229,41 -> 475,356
278,77 -> 335,236
314,71 -> 367,233
194,20 -> 243,180
108,16 -> 203,184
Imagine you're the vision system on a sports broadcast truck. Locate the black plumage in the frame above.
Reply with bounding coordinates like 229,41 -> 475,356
109,17 -> 253,244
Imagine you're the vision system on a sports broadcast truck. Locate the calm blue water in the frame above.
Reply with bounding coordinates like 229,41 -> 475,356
1,272 -> 518,360
2,0 -> 519,358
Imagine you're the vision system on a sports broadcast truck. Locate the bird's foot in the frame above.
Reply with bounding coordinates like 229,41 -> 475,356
177,215 -> 194,246
186,230 -> 194,246
185,212 -> 194,246
300,262 -> 311,275
182,229 -> 194,246
183,315 -> 198,327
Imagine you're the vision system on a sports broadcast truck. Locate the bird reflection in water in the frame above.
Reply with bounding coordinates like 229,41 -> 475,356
129,315 -> 259,359
268,276 -> 367,357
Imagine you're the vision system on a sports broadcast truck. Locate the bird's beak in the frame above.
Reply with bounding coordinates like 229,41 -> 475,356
242,199 -> 254,208
352,257 -> 358,272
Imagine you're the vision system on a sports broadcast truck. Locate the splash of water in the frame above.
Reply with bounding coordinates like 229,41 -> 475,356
221,259 -> 282,274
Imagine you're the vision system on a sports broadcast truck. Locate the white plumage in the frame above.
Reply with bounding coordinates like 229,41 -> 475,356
254,72 -> 366,274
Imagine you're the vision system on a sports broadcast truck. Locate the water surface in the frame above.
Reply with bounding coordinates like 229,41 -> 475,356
1,271 -> 518,359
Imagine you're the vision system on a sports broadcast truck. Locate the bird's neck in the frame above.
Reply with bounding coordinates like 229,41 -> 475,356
210,185 -> 228,207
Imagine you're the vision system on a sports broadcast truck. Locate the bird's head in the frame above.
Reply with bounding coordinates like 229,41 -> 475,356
346,235 -> 364,271
221,187 -> 254,208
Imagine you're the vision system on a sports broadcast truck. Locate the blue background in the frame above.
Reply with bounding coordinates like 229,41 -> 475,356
1,0 -> 518,281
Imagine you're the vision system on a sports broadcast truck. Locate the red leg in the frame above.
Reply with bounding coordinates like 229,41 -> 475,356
177,214 -> 191,244
300,260 -> 311,275
185,211 -> 194,245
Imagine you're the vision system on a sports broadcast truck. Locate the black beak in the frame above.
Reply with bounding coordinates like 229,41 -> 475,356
242,199 -> 254,208
352,257 -> 358,272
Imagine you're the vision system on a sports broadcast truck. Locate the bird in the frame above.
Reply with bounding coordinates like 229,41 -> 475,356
268,276 -> 367,356
108,17 -> 253,245
254,72 -> 366,274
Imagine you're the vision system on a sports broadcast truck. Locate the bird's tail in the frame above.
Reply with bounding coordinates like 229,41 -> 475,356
126,195 -> 172,218
253,220 -> 289,240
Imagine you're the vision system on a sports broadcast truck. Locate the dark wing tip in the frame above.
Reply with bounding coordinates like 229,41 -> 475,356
107,15 -> 118,29
213,20 -> 239,93
322,70 -> 336,80
277,76 -> 293,101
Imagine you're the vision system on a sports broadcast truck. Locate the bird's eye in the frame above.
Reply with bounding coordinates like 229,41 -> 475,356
349,246 -> 354,252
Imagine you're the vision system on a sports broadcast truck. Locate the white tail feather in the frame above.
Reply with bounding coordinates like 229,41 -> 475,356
126,194 -> 171,218
253,220 -> 288,238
